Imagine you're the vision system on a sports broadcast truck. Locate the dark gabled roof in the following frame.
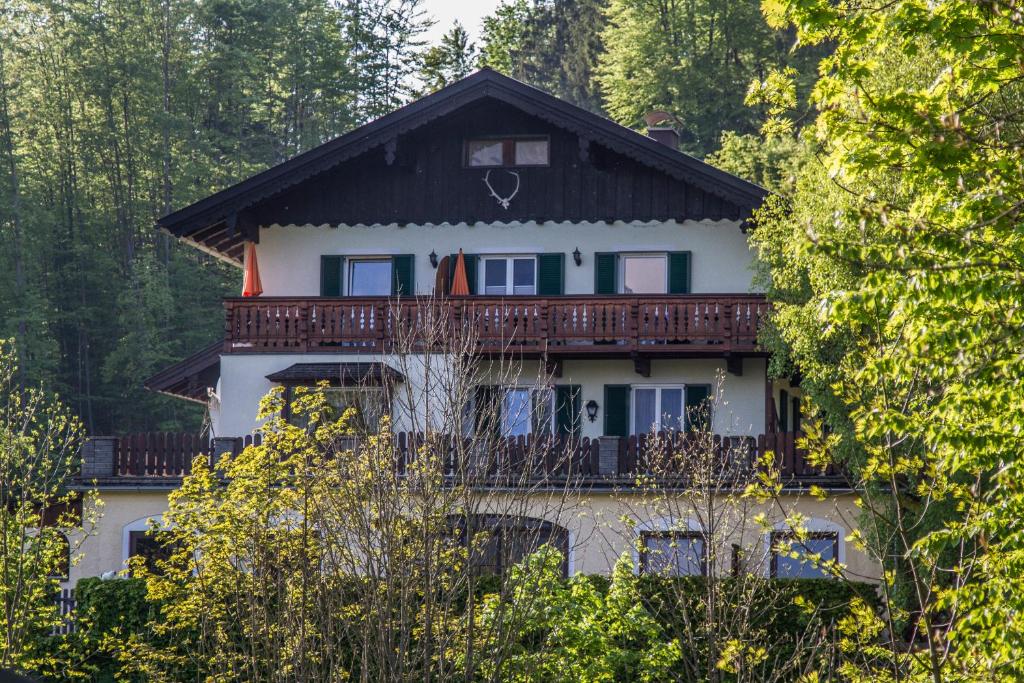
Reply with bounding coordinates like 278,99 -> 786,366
158,69 -> 768,264
265,362 -> 404,385
144,342 -> 221,403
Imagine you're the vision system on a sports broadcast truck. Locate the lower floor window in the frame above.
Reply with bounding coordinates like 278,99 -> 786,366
639,530 -> 706,576
128,530 -> 174,575
770,531 -> 839,578
451,515 -> 569,577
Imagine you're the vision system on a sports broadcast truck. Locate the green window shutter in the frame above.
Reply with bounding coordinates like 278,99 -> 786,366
791,395 -> 801,434
449,253 -> 478,294
555,385 -> 581,437
391,254 -> 415,295
668,251 -> 692,294
594,253 -> 618,294
537,253 -> 565,295
685,384 -> 711,432
778,389 -> 789,432
320,255 -> 344,296
603,384 -> 630,437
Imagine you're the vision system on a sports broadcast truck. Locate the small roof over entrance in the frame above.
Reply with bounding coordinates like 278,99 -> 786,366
265,362 -> 404,386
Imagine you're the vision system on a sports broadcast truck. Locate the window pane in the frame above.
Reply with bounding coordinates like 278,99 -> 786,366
484,259 -> 507,295
503,389 -> 531,436
531,389 -> 552,434
321,388 -> 385,432
349,260 -> 392,296
775,534 -> 836,578
622,256 -> 667,294
643,533 -> 704,576
661,389 -> 683,431
468,140 -> 504,167
512,258 -> 535,294
634,388 -> 657,434
514,139 -> 548,165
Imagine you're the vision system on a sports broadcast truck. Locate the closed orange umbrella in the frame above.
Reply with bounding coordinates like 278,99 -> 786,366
450,249 -> 470,296
242,241 -> 263,297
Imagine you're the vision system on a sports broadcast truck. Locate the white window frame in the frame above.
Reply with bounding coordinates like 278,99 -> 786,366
630,384 -> 687,435
347,257 -> 393,297
499,386 -> 555,437
619,252 -> 668,294
479,255 -> 538,296
122,515 -> 170,569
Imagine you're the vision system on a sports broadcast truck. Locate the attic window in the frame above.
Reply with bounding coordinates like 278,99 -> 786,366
466,137 -> 549,167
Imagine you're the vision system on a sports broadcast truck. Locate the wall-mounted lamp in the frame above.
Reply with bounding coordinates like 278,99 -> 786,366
429,250 -> 438,269
585,399 -> 599,423
572,247 -> 582,267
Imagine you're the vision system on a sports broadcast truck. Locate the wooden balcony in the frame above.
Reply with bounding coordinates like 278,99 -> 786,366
223,295 -> 769,357
79,431 -> 842,488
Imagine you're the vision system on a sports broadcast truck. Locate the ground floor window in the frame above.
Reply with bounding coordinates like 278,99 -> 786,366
450,515 -> 569,577
127,530 -> 174,575
770,531 -> 839,578
639,530 -> 706,576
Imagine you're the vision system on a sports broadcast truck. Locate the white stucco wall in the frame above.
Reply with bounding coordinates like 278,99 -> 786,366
214,352 -> 766,439
253,219 -> 757,297
70,490 -> 877,583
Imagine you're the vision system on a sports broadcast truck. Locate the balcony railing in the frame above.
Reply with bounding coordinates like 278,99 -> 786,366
222,295 -> 769,355
80,431 -> 841,485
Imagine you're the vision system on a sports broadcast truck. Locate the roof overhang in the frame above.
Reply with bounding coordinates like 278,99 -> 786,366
144,342 -> 221,403
156,69 -> 768,264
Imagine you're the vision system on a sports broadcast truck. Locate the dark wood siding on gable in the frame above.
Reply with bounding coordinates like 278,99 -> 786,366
254,100 -> 743,228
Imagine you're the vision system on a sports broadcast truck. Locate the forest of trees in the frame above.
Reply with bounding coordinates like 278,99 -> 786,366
0,0 -> 815,436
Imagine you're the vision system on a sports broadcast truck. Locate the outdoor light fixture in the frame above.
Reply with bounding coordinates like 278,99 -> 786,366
585,399 -> 599,422
429,250 -> 438,268
572,247 -> 582,266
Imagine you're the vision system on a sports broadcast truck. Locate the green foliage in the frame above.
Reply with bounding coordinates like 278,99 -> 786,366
418,22 -> 476,95
0,340 -> 91,676
596,0 -> 826,155
479,0 -> 607,112
748,0 -> 1024,677
0,1 -> 429,434
705,131 -> 808,195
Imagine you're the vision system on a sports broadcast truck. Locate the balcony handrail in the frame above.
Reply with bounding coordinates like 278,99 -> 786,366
222,294 -> 770,354
83,430 -> 839,483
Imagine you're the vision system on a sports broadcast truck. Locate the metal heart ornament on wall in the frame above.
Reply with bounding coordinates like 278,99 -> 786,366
482,169 -> 520,210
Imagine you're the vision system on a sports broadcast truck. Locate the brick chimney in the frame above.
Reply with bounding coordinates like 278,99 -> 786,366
644,111 -> 679,150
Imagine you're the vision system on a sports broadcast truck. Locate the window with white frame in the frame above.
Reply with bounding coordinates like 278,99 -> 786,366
639,530 -> 706,576
770,531 -> 839,579
480,256 -> 536,296
620,254 -> 667,294
500,387 -> 553,436
348,258 -> 392,296
632,386 -> 684,434
465,137 -> 550,167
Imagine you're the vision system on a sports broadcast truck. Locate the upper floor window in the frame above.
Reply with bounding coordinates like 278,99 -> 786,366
639,530 -> 706,576
481,256 -> 536,295
349,258 -> 392,296
621,254 -> 667,294
770,531 -> 839,579
466,137 -> 549,167
595,252 -> 691,295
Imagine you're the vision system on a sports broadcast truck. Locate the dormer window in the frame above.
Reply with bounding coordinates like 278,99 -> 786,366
465,137 -> 549,167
